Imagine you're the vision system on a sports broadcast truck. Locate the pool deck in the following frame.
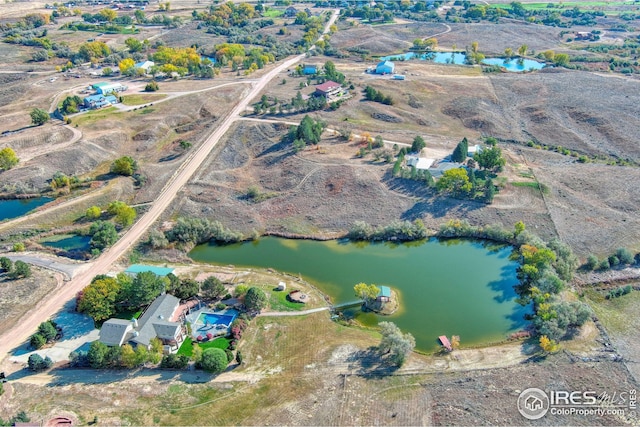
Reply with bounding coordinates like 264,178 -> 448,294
187,307 -> 238,339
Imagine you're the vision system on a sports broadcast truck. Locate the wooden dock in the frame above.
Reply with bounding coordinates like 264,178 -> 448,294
439,335 -> 452,351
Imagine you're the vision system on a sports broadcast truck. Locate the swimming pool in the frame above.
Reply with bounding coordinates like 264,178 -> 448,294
196,310 -> 238,326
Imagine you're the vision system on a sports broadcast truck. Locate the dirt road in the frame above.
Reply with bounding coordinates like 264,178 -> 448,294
0,9 -> 340,363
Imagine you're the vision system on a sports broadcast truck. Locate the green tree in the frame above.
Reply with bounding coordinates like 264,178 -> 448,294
200,347 -> 228,373
0,256 -> 12,272
102,67 -> 114,76
60,95 -> 83,114
107,201 -> 136,227
0,147 -> 19,170
377,321 -> 415,367
28,353 -> 53,371
86,205 -> 102,220
518,44 -> 528,57
30,333 -> 46,349
354,282 -> 380,304
436,168 -> 472,197
514,221 -> 526,236
11,260 -> 31,278
451,137 -> 468,163
244,287 -> 268,312
77,276 -> 121,322
170,278 -> 199,300
202,276 -> 226,300
88,341 -> 110,368
474,146 -> 505,171
615,248 -> 634,265
89,220 -> 118,250
145,81 -> 159,92
120,343 -> 138,368
553,53 -> 570,67
411,136 -> 426,153
38,321 -> 57,342
123,271 -> 166,308
30,108 -> 50,126
110,156 -> 138,176
125,37 -> 143,52
99,8 -> 117,21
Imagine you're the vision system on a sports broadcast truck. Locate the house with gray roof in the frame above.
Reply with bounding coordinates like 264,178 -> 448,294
99,294 -> 186,352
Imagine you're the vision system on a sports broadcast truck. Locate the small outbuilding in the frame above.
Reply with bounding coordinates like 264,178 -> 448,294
376,60 -> 395,75
276,281 -> 287,291
377,285 -> 391,302
134,60 -> 155,73
303,64 -> 318,75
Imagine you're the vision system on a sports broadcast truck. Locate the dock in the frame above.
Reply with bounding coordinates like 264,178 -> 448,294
439,335 -> 452,351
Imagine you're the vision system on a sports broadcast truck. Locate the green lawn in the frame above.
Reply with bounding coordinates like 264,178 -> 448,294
177,337 -> 231,357
120,93 -> 167,106
262,8 -> 283,17
113,308 -> 143,320
268,288 -> 305,311
74,106 -> 118,126
511,181 -> 549,194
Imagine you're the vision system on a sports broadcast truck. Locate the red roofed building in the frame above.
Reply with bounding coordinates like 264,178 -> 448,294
314,80 -> 346,102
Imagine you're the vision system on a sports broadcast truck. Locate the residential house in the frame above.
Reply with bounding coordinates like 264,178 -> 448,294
314,80 -> 346,102
284,6 -> 297,17
83,94 -> 117,109
376,60 -> 395,74
429,161 -> 465,178
377,286 -> 391,303
98,294 -> 188,352
134,60 -> 155,73
406,155 -> 435,170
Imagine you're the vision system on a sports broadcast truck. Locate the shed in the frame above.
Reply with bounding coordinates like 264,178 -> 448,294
303,64 -> 318,75
376,60 -> 395,75
276,281 -> 287,291
392,74 -> 405,80
377,285 -> 391,302
125,264 -> 175,276
439,335 -> 453,351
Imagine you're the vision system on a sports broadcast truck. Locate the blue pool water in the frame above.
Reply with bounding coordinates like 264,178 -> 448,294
197,310 -> 238,326
379,51 -> 468,64
482,57 -> 545,71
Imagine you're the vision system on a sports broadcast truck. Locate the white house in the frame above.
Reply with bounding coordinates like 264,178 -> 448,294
406,155 -> 435,170
468,144 -> 483,157
134,60 -> 155,73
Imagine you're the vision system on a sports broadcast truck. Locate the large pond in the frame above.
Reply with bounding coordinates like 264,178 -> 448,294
190,237 -> 529,351
379,51 -> 545,72
0,197 -> 52,222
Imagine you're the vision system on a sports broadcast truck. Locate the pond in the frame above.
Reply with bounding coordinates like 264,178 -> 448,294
0,197 -> 52,222
40,234 -> 91,252
189,237 -> 529,351
482,57 -> 546,72
378,51 -> 546,72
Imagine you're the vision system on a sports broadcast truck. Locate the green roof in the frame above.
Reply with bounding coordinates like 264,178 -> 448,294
125,264 -> 175,276
92,82 -> 110,88
378,286 -> 391,298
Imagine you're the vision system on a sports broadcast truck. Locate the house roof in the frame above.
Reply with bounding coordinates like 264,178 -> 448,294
125,264 -> 175,276
99,318 -> 133,346
92,82 -> 110,88
378,286 -> 391,298
377,60 -> 395,68
134,60 -> 155,70
153,321 -> 181,340
315,80 -> 341,92
415,158 -> 435,170
84,94 -> 105,103
130,293 -> 180,347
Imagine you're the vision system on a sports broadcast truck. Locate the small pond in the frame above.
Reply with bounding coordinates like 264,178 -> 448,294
482,57 -> 546,71
40,234 -> 91,252
379,51 -> 546,72
0,197 -> 52,221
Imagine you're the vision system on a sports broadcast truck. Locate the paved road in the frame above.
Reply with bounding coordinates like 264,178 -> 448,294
0,9 -> 340,363
6,254 -> 88,280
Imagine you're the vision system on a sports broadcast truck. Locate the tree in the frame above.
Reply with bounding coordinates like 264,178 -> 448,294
518,44 -> 528,57
11,260 -> 31,279
514,221 -> 526,236
615,248 -> 634,265
474,146 -> 505,171
77,276 -> 121,322
110,156 -> 138,176
202,276 -> 226,300
354,282 -> 380,304
244,287 -> 268,312
411,136 -> 426,153
102,67 -> 114,77
200,348 -> 228,373
0,257 -> 12,272
78,41 -> 111,61
170,278 -> 199,300
88,341 -> 110,368
60,95 -> 83,114
0,147 -> 19,170
119,58 -> 136,76
120,343 -> 138,368
145,81 -> 159,92
30,108 -> 50,126
28,353 -> 53,371
89,220 -> 118,250
436,168 -> 472,197
99,8 -> 117,21
553,53 -> 570,67
38,321 -> 57,342
539,335 -> 559,353
125,37 -> 143,53
134,9 -> 146,23
377,321 -> 415,367
451,137 -> 468,163
30,333 -> 46,349
86,205 -> 102,220
504,47 -> 514,59
107,201 -> 136,227
122,271 -> 166,308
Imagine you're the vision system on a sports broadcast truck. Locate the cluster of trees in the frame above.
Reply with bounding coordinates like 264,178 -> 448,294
287,115 -> 326,152
354,282 -> 380,307
50,171 -> 81,193
348,219 -> 427,242
27,353 -> 53,371
162,217 -> 244,246
0,411 -> 30,426
436,168 -> 497,203
0,147 -> 19,171
59,95 -> 83,114
29,320 -> 59,349
0,257 -> 31,279
585,247 -> 637,271
412,37 -> 437,50
607,285 -> 633,300
111,156 -> 138,177
75,339 -> 164,369
30,108 -> 50,126
342,4 -> 395,23
106,201 -> 137,227
377,322 -> 415,367
88,220 -> 118,253
197,2 -> 257,28
363,86 -> 394,105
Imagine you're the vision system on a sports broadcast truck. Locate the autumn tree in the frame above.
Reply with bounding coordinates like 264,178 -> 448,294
110,156 -> 138,176
474,146 -> 505,171
99,8 -> 117,22
125,37 -> 143,53
0,147 -> 19,170
119,58 -> 136,76
436,168 -> 472,197
86,205 -> 102,220
539,335 -> 559,353
77,276 -> 121,322
518,44 -> 528,57
354,282 -> 380,305
107,201 -> 136,227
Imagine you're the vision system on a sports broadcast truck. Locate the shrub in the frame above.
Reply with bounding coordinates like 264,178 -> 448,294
585,254 -> 599,270
615,248 -> 634,265
0,257 -> 12,272
30,333 -> 46,349
160,353 -> 189,369
225,348 -> 234,363
608,255 -> 620,267
10,260 -> 31,278
86,205 -> 102,220
598,259 -> 610,271
28,353 -> 53,371
200,348 -> 228,373
145,80 -> 159,92
13,242 -> 25,252
607,285 -> 632,300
